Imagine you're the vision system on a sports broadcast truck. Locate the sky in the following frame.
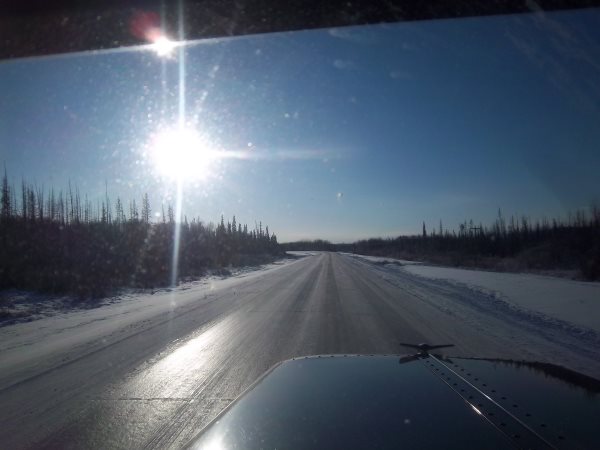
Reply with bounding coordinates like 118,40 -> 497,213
1,8 -> 600,242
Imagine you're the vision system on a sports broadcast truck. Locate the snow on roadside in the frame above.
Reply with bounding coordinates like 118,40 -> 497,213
337,252 -> 420,266
402,264 -> 600,333
0,256 -> 303,388
344,252 -> 600,378
0,257 -> 298,328
346,253 -> 600,333
286,251 -> 320,257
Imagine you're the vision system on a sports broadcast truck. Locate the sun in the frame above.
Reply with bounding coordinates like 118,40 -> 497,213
151,36 -> 177,57
149,126 -> 218,181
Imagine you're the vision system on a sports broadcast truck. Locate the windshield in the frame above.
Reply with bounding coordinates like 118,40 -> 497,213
1,6 -> 599,449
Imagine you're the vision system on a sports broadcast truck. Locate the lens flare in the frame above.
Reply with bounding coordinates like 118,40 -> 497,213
152,36 -> 177,57
149,127 -> 218,181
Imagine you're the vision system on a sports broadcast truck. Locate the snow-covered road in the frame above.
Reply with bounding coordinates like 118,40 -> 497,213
0,252 -> 598,448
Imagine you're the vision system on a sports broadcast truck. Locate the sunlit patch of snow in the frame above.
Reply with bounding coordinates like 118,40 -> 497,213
402,264 -> 600,332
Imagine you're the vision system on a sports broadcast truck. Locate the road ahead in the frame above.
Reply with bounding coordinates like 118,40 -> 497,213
0,252 -> 597,449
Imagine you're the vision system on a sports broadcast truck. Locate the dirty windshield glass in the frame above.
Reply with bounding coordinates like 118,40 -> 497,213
1,6 -> 599,449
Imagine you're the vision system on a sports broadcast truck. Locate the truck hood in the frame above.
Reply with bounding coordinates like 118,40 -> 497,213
187,354 -> 600,449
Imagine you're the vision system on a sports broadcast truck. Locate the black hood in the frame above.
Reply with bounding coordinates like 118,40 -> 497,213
186,354 -> 600,449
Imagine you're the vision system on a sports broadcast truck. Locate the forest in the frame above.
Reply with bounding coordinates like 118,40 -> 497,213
282,208 -> 600,281
0,171 -> 281,297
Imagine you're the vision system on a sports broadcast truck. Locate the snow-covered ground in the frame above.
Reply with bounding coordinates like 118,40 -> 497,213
338,252 -> 421,266
0,257 -> 302,389
1,251 -> 599,448
286,250 -> 321,257
347,253 -> 600,333
2,251 -> 599,390
0,257 -> 302,327
344,252 -> 600,378
403,264 -> 600,332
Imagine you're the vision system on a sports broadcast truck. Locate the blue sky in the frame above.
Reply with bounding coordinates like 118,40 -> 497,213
1,9 -> 600,242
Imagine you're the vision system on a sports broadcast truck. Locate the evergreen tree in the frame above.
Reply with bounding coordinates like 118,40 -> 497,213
141,193 -> 151,224
1,167 -> 11,220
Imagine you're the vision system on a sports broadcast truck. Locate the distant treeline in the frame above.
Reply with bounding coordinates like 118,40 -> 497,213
281,239 -> 339,252
0,171 -> 281,297
283,209 -> 600,281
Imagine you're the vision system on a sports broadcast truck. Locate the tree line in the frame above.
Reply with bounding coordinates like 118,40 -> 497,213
283,208 -> 600,281
0,170 -> 281,297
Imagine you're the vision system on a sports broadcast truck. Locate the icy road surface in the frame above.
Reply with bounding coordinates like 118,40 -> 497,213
1,252 -> 599,449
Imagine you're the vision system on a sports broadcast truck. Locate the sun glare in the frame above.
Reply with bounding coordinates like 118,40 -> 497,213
152,36 -> 177,57
150,127 -> 218,181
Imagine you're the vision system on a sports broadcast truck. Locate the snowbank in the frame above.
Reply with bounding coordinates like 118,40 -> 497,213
338,252 -> 420,266
286,251 -> 321,257
402,264 -> 600,332
346,253 -> 600,333
0,257 -> 298,327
